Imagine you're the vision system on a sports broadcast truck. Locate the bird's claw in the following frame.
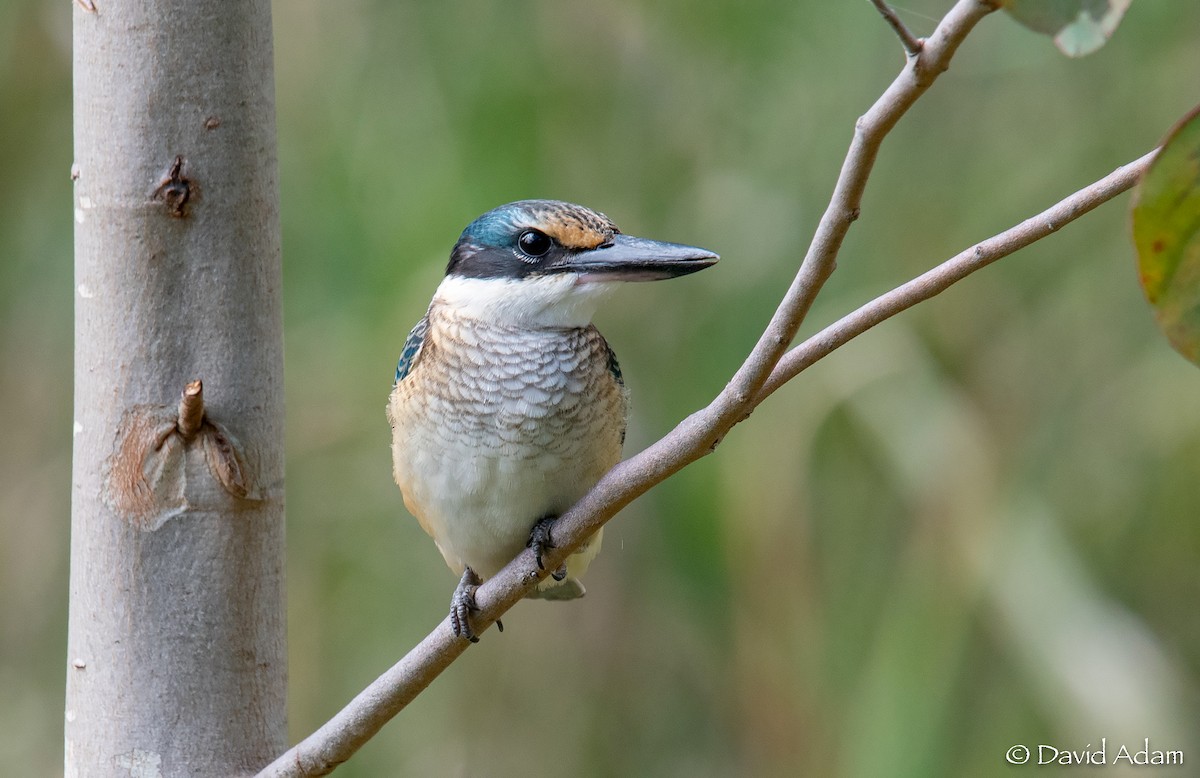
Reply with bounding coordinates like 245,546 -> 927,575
527,516 -> 567,580
450,567 -> 482,643
449,568 -> 503,642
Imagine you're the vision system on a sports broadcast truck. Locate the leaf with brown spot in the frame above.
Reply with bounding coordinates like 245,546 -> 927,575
1132,105 -> 1200,367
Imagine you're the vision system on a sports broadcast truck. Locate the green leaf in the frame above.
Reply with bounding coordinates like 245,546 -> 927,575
1003,0 -> 1131,57
1132,106 -> 1200,367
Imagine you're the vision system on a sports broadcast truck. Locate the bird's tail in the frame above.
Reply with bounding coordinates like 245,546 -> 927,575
527,577 -> 587,600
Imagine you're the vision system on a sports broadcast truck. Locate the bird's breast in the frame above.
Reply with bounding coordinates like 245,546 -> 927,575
387,306 -> 627,576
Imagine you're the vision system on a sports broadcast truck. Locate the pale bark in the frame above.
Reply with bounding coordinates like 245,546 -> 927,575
67,1 -> 286,775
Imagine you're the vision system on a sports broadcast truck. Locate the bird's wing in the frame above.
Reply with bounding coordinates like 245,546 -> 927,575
604,340 -> 629,446
393,313 -> 430,385
604,342 -> 624,387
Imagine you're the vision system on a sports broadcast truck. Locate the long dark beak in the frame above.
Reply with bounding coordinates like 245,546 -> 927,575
553,233 -> 719,282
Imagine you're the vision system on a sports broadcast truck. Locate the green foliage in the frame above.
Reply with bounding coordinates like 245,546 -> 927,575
1003,0 -> 1131,56
1133,105 -> 1200,366
3,1 -> 1200,776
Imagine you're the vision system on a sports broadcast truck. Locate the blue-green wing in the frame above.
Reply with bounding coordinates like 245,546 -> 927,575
394,315 -> 429,385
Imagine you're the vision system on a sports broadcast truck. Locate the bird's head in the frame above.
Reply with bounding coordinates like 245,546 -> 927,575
434,200 -> 718,328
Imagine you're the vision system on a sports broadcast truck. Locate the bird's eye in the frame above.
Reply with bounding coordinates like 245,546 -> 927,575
517,229 -> 553,259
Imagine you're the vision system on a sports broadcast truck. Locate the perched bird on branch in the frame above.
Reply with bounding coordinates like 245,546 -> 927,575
387,200 -> 718,641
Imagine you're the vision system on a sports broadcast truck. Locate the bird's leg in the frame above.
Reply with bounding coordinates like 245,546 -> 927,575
450,567 -> 483,643
449,568 -> 504,642
527,516 -> 568,581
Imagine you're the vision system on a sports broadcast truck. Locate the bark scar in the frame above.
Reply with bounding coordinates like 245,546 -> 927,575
105,381 -> 260,529
151,156 -> 193,218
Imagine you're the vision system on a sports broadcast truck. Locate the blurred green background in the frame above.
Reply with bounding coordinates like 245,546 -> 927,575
4,1 -> 1200,775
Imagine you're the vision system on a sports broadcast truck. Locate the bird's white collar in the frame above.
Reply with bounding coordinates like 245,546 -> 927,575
434,274 -> 618,329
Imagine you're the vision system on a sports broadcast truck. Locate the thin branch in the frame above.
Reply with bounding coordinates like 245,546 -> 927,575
870,0 -> 924,56
758,149 -> 1158,399
263,149 -> 1156,775
709,0 -> 994,440
258,2 -> 1001,775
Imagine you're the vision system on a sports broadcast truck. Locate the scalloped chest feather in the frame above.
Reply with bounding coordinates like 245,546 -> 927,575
387,303 -> 627,584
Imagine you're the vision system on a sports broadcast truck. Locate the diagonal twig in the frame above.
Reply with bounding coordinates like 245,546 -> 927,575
257,1 -> 1003,775
708,0 -> 995,437
264,142 -> 1155,778
870,0 -> 924,56
758,149 -> 1158,400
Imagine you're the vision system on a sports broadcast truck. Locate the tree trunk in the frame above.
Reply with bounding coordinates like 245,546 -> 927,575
67,1 -> 286,775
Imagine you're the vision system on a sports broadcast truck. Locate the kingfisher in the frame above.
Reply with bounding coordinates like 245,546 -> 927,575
387,200 -> 718,642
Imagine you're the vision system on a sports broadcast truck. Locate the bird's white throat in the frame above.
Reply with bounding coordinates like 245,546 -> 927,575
435,273 -> 619,329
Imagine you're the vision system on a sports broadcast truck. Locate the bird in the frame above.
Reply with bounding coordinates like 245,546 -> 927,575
386,199 -> 718,642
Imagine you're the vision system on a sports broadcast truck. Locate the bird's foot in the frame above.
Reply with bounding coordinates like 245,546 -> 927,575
527,516 -> 568,581
451,567 -> 488,643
